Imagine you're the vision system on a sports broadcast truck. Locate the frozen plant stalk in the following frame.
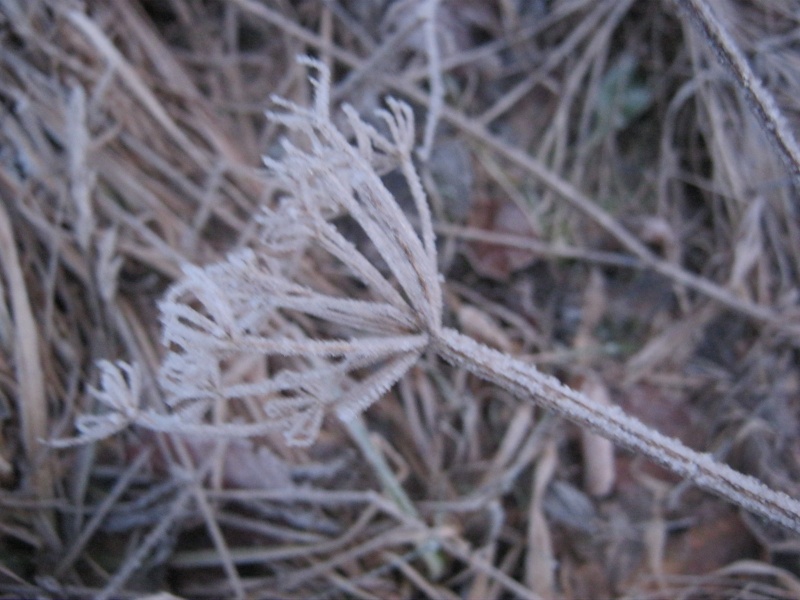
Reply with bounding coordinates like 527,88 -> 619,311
63,58 -> 800,534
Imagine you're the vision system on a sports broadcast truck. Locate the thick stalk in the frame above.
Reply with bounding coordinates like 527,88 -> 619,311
434,327 -> 800,534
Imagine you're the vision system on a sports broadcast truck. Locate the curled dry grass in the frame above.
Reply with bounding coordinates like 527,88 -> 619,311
0,0 -> 799,598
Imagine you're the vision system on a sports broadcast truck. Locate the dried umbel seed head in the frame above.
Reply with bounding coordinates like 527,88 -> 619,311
155,58 -> 443,445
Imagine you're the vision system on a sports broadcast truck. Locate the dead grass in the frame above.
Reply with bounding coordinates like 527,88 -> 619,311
0,0 -> 799,598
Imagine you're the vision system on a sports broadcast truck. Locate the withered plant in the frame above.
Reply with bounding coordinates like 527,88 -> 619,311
56,59 -> 800,538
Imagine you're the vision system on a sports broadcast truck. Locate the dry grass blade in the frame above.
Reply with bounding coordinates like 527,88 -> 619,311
0,203 -> 54,529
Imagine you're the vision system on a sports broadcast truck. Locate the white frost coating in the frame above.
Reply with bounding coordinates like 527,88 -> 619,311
54,58 -> 800,534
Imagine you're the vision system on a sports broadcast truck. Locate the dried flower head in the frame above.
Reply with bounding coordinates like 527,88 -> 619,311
154,58 -> 446,445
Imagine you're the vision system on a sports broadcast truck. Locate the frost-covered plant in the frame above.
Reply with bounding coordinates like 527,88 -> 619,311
55,58 -> 800,534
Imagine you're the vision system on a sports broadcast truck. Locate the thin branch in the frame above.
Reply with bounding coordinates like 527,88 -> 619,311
434,327 -> 800,534
674,0 -> 800,185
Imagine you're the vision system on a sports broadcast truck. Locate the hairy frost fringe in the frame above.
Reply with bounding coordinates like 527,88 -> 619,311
51,58 -> 800,534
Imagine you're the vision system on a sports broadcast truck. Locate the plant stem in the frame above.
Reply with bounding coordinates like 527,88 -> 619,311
675,0 -> 800,185
434,327 -> 800,534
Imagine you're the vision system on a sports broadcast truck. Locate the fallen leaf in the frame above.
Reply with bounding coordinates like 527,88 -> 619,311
465,196 -> 539,280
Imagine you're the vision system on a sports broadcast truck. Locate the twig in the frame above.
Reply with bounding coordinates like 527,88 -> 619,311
674,0 -> 800,185
434,327 -> 800,533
